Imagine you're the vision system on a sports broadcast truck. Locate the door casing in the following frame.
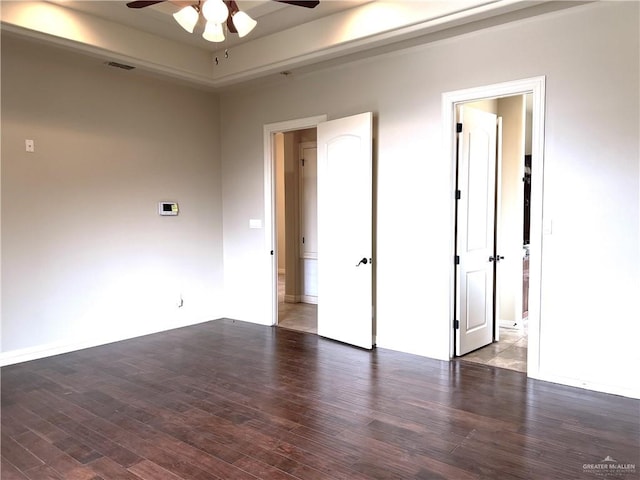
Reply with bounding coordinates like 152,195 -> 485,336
264,115 -> 327,327
443,76 -> 546,378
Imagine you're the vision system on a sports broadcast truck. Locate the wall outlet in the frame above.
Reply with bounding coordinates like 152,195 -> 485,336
25,139 -> 35,153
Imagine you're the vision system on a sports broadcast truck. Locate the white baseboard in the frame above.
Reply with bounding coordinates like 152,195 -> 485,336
0,317 -> 222,367
301,295 -> 318,305
499,319 -> 522,330
529,370 -> 640,400
283,295 -> 317,304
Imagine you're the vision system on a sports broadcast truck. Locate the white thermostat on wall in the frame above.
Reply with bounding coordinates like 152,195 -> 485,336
158,201 -> 179,216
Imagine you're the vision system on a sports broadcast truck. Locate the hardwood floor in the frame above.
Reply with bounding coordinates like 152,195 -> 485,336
2,319 -> 638,480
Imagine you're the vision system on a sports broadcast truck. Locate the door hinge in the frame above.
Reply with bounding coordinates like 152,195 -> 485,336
454,255 -> 460,265
302,237 -> 305,244
270,250 -> 274,255
301,158 -> 305,167
456,123 -> 463,133
455,190 -> 461,200
454,319 -> 460,329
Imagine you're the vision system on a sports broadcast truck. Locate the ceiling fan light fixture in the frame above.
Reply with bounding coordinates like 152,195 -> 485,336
203,21 -> 226,42
202,0 -> 229,24
232,10 -> 257,38
172,5 -> 199,33
128,0 -> 319,43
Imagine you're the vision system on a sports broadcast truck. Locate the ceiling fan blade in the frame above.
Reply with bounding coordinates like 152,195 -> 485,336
126,0 -> 166,8
225,0 -> 238,34
273,0 -> 320,8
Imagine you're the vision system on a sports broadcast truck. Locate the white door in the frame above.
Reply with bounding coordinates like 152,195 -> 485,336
317,112 -> 373,349
456,106 -> 498,356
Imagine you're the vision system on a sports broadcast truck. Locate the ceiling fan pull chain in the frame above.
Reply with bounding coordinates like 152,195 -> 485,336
214,49 -> 229,66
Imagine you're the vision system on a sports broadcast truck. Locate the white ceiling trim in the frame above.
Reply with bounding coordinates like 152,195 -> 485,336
209,0 -> 541,86
1,1 -> 216,85
1,0 -> 542,89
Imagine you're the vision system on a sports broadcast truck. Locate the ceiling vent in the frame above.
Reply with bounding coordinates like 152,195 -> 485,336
105,61 -> 136,71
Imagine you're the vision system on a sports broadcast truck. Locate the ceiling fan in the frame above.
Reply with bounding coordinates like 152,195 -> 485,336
126,0 -> 319,42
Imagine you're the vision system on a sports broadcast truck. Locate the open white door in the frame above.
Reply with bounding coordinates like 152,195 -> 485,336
456,106 -> 498,356
317,112 -> 373,349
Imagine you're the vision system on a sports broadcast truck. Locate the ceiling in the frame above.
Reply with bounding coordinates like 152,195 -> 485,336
45,1 -> 371,51
1,1 -> 568,89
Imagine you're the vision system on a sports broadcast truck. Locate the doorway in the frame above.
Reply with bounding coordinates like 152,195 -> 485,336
264,115 -> 327,333
454,95 -> 531,372
443,77 -> 545,378
274,130 -> 318,334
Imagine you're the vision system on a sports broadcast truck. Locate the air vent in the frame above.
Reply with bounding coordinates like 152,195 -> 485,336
105,61 -> 135,71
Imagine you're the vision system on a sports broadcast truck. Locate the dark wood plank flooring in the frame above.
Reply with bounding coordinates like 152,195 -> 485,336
2,319 -> 639,479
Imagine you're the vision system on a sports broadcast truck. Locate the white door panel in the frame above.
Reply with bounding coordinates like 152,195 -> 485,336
466,130 -> 492,252
317,112 -> 373,349
456,106 -> 497,356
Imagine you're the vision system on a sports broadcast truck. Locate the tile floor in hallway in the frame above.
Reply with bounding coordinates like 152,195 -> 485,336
460,327 -> 528,372
278,302 -> 317,334
277,274 -> 317,334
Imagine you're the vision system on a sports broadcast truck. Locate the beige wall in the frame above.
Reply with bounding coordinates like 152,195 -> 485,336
220,2 -> 639,397
464,99 -> 498,114
276,128 -> 317,301
283,131 -> 301,301
525,94 -> 533,155
496,95 -> 526,324
1,35 -> 224,359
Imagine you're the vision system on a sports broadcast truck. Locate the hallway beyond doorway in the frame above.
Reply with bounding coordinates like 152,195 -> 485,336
277,274 -> 317,334
460,326 -> 528,372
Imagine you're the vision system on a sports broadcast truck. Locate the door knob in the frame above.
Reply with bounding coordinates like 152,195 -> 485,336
496,255 -> 505,262
356,257 -> 368,266
489,256 -> 495,262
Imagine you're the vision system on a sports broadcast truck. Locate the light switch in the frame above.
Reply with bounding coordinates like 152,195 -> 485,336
25,139 -> 35,153
249,219 -> 262,229
158,201 -> 179,216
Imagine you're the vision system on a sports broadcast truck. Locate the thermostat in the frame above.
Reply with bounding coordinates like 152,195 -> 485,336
159,201 -> 179,216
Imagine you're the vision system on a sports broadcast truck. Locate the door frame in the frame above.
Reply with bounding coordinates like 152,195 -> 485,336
264,115 -> 327,326
443,76 -> 545,377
